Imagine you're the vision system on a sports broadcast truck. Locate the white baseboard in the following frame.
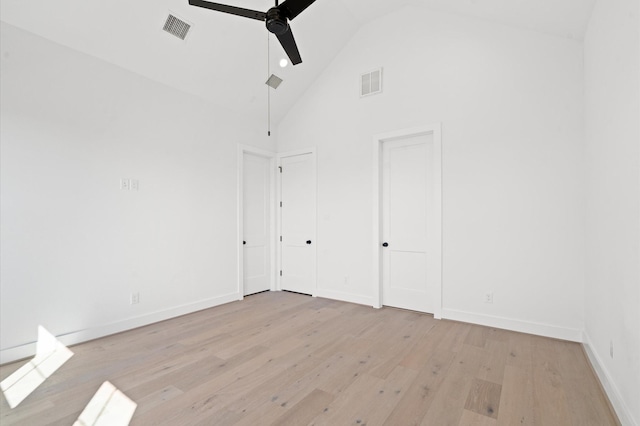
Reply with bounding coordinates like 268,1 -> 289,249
0,292 -> 240,365
582,331 -> 637,426
441,308 -> 583,342
314,289 -> 373,307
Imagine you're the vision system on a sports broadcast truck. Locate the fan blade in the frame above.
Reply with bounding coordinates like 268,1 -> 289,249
188,0 -> 266,21
277,0 -> 316,20
276,26 -> 302,65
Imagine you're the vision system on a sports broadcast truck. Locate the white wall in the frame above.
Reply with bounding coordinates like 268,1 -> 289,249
583,0 -> 640,424
277,6 -> 586,340
0,22 -> 275,362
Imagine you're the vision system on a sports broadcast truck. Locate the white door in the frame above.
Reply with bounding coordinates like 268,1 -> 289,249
381,134 -> 434,313
280,153 -> 316,295
243,152 -> 271,296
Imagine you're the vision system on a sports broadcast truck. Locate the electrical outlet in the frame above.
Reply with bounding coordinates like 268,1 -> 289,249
484,292 -> 494,304
130,292 -> 140,305
131,179 -> 139,191
121,178 -> 131,191
610,340 -> 614,359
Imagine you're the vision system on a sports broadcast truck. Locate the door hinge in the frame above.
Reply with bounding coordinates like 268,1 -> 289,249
280,201 -> 283,207
280,270 -> 283,276
280,236 -> 282,242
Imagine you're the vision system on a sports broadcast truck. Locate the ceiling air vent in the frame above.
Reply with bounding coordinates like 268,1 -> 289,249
265,74 -> 283,90
163,14 -> 191,40
360,68 -> 383,97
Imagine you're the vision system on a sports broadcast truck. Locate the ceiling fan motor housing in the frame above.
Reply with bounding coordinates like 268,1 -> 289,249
188,0 -> 314,65
266,7 -> 289,35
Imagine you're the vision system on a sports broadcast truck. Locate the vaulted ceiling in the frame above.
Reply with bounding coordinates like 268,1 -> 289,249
1,0 -> 596,125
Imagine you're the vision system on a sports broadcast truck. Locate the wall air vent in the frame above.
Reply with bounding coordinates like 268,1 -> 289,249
265,74 -> 283,90
360,68 -> 383,97
163,14 -> 192,40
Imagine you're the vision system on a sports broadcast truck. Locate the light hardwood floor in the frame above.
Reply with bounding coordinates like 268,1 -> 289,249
0,291 -> 618,425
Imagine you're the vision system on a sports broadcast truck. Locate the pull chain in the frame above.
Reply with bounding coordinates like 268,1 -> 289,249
267,33 -> 271,137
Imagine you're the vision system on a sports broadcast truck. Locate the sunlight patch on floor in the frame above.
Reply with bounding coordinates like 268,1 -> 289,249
1,325 -> 74,408
73,381 -> 137,426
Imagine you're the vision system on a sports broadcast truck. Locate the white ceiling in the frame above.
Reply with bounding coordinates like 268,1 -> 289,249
0,0 -> 595,125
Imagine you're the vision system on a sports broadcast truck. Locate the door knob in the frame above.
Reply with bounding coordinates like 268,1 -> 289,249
382,242 -> 389,247
243,241 -> 246,245
306,240 -> 312,245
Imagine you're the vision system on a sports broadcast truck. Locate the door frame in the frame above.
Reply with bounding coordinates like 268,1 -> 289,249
237,145 -> 277,300
276,148 -> 317,295
372,124 -> 442,318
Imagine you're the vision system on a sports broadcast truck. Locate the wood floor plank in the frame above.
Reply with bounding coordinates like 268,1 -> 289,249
531,337 -> 573,425
311,365 -> 418,426
382,348 -> 456,425
186,408 -> 244,426
556,342 -> 620,425
0,397 -> 54,424
355,365 -> 419,424
273,352 -> 372,409
400,320 -> 469,372
464,378 -> 502,419
134,385 -> 183,415
219,352 -> 322,414
269,389 -> 334,426
506,333 -> 534,372
497,365 -> 535,426
0,291 -> 619,426
465,324 -> 488,348
369,315 -> 437,379
307,372 -> 384,425
459,409 -> 498,426
315,352 -> 383,396
140,337 -> 306,425
419,344 -> 491,426
476,338 -> 509,385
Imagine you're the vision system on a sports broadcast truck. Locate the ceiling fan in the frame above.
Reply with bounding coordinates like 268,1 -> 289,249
188,0 -> 317,65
